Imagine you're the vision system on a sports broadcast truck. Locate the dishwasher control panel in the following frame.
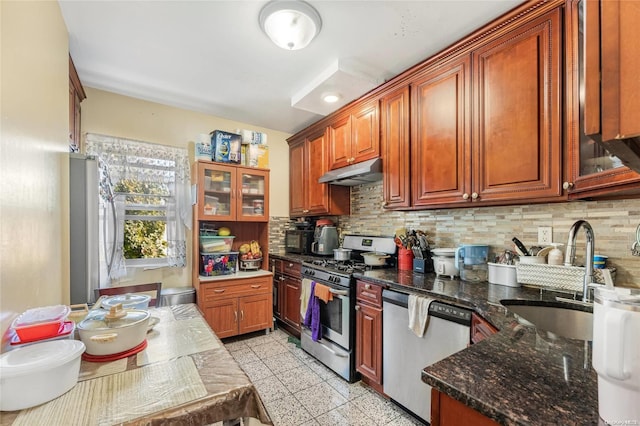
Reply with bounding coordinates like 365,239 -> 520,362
429,301 -> 472,326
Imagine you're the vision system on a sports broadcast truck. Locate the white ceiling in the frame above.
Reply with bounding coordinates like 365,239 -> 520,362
59,0 -> 523,135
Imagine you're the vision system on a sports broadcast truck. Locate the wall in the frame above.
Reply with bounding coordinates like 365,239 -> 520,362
81,88 -> 291,287
336,182 -> 640,288
0,2 -> 70,341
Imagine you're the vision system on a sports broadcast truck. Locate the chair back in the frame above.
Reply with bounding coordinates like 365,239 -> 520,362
95,282 -> 163,307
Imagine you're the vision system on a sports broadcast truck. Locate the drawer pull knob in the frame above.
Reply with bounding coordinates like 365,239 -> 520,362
365,284 -> 371,290
355,305 -> 361,311
251,285 -> 261,289
288,263 -> 293,267
214,289 -> 226,293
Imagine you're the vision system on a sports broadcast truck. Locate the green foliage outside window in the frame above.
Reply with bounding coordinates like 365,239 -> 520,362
114,179 -> 169,259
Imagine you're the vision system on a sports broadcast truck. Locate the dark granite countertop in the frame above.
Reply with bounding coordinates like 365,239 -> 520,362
353,268 -> 599,426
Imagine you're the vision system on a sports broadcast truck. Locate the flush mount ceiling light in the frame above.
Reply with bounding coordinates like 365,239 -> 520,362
322,93 -> 341,103
259,0 -> 322,50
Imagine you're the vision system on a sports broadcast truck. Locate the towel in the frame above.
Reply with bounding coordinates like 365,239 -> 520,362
300,279 -> 313,320
408,294 -> 435,337
314,283 -> 334,304
303,281 -> 321,341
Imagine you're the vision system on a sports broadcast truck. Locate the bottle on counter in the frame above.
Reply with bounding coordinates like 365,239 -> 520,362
547,243 -> 564,265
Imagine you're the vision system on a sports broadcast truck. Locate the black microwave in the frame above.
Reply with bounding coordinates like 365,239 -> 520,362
285,229 -> 314,254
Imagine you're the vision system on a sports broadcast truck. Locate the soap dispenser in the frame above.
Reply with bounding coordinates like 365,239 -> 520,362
547,243 -> 564,265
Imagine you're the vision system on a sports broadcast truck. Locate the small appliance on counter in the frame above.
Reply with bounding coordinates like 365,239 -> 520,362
284,219 -> 315,254
431,248 -> 458,278
455,244 -> 489,282
592,286 -> 640,424
311,219 -> 339,256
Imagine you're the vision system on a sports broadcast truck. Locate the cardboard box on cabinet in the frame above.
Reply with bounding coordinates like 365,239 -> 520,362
210,130 -> 241,164
241,144 -> 269,168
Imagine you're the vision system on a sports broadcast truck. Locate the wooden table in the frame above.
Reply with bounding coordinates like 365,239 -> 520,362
1,304 -> 272,425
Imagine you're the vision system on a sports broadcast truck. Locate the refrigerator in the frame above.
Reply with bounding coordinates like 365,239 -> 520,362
69,154 -> 115,304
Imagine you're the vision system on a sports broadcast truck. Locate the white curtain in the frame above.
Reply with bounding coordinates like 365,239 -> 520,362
86,133 -> 191,280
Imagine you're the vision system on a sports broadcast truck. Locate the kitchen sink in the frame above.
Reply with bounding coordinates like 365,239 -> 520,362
500,299 -> 593,341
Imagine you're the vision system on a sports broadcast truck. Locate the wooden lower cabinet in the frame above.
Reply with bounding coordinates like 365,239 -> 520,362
282,275 -> 301,332
431,389 -> 499,426
470,313 -> 499,344
199,275 -> 273,338
355,280 -> 384,393
271,257 -> 302,338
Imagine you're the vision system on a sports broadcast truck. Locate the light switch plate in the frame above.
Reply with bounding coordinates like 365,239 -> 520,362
538,226 -> 553,245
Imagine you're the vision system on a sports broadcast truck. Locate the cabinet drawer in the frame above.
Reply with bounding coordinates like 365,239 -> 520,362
202,279 -> 271,302
282,260 -> 301,278
356,280 -> 383,307
471,313 -> 498,344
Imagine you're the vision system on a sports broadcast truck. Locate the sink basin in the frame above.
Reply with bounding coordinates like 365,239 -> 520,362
500,300 -> 593,341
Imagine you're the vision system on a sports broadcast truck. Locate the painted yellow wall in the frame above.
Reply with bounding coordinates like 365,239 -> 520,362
0,1 -> 70,342
81,87 -> 291,288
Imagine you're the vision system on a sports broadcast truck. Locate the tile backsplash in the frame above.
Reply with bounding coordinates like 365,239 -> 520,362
269,182 -> 640,287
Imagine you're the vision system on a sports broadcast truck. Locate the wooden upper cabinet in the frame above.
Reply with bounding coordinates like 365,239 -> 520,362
472,7 -> 563,204
289,139 -> 306,216
328,100 -> 380,170
381,85 -> 411,209
69,55 -> 86,152
411,55 -> 471,207
288,129 -> 350,218
564,0 -> 640,198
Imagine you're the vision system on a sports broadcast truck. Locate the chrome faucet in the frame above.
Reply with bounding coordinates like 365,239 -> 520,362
564,220 -> 595,302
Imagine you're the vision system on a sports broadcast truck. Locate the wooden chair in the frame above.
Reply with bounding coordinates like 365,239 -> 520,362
95,282 -> 163,307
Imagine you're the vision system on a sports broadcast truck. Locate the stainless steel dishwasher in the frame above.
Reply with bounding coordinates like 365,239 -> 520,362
382,290 -> 472,423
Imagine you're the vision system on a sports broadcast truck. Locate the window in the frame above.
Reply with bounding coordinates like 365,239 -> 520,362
86,133 -> 191,278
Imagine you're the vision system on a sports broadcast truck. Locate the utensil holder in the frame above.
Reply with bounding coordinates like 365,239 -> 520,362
398,248 -> 414,271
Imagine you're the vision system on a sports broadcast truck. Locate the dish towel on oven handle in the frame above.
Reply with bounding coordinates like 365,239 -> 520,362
303,281 -> 321,341
408,294 -> 435,337
300,278 -> 313,321
313,283 -> 334,304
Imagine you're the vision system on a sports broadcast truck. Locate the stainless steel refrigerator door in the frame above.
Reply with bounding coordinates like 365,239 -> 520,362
69,154 -> 99,304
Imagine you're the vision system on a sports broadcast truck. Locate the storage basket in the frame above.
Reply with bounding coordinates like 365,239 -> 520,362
200,252 -> 238,276
200,236 -> 234,252
516,263 -> 616,292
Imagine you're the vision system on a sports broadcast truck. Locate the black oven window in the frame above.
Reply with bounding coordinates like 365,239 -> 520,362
319,298 -> 343,335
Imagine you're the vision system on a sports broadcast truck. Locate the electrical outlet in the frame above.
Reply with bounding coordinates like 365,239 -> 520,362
538,226 -> 553,245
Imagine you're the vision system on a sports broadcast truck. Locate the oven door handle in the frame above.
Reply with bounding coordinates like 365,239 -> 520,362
329,288 -> 349,296
324,345 -> 348,358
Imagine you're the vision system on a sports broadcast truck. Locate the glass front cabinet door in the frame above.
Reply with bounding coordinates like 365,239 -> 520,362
197,162 -> 269,222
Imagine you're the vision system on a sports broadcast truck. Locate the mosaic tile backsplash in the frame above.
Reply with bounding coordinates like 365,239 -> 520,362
270,181 -> 640,287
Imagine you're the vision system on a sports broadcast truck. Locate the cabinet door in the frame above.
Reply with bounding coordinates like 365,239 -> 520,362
355,303 -> 382,385
329,114 -> 352,170
198,163 -> 236,220
237,168 -> 269,222
282,275 -> 301,331
473,8 -> 563,203
239,294 -> 273,335
565,0 -> 640,198
289,140 -> 306,216
306,129 -> 331,216
412,56 -> 471,207
381,86 -> 411,209
273,274 -> 282,319
203,298 -> 238,338
352,100 -> 380,164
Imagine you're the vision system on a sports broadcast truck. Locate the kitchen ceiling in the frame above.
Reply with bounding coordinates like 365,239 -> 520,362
59,0 -> 522,134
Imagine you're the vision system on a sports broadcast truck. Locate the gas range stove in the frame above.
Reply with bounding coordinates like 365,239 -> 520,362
300,235 -> 397,287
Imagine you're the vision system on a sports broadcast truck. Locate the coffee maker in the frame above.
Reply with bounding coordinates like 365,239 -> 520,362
311,219 -> 339,256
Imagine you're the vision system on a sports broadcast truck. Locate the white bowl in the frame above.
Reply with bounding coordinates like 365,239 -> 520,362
0,340 -> 85,411
518,256 -> 546,265
488,262 -> 519,287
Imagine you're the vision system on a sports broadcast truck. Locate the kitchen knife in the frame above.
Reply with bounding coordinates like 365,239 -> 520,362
512,237 -> 530,256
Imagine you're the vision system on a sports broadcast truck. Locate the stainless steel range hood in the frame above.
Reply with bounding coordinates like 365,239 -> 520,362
318,158 -> 382,186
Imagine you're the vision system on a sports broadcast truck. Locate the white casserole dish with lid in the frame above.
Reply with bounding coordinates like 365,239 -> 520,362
0,339 -> 85,411
77,306 -> 150,356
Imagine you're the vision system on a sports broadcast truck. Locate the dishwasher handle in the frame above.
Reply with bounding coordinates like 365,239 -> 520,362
382,289 -> 409,308
382,289 -> 472,326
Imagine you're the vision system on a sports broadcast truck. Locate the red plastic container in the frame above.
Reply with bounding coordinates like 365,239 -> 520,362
398,248 -> 415,271
11,305 -> 70,341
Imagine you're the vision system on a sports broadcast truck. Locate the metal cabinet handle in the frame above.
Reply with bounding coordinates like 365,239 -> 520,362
471,192 -> 479,199
240,310 -> 244,321
251,284 -> 261,289
563,181 -> 574,190
280,277 -> 286,281
234,311 -> 238,322
303,209 -> 310,214
462,193 -> 470,200
214,289 -> 225,293
288,263 -> 293,267
365,284 -> 371,290
329,289 -> 348,296
355,305 -> 361,311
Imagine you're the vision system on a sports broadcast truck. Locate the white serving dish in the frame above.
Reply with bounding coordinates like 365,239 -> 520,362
0,340 -> 85,411
488,262 -> 519,287
518,256 -> 546,265
101,293 -> 151,310
77,308 -> 150,356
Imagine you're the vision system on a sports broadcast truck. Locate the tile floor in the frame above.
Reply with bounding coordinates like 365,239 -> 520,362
222,328 -> 425,426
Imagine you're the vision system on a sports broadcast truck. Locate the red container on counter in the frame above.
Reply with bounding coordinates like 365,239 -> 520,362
398,248 -> 414,271
11,305 -> 71,341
